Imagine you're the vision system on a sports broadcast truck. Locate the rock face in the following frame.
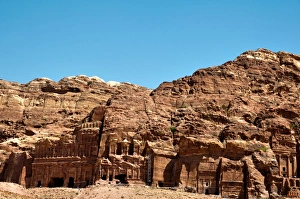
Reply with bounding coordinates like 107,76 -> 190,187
0,75 -> 149,159
1,49 -> 300,198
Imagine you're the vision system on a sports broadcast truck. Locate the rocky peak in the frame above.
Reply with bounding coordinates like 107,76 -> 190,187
235,48 -> 279,63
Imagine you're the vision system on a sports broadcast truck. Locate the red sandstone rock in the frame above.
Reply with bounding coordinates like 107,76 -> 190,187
1,49 -> 300,198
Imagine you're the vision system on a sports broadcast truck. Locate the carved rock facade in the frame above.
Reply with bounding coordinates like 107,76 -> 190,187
2,49 -> 300,199
31,121 -> 101,188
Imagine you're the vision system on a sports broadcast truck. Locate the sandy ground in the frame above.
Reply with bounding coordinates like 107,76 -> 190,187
0,182 -> 34,199
75,185 -> 221,199
0,183 -> 224,199
1,183 -> 293,199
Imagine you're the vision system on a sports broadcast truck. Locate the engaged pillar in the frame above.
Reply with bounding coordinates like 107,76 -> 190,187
278,155 -> 281,176
293,156 -> 297,177
287,156 -> 290,178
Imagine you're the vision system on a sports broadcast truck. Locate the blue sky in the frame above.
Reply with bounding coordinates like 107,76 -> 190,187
0,1 -> 299,89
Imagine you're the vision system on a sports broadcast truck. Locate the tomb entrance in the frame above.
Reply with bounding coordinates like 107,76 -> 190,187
115,174 -> 127,184
68,177 -> 74,188
48,177 -> 64,187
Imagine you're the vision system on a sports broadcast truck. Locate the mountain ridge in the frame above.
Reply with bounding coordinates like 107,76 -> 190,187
1,48 -> 300,198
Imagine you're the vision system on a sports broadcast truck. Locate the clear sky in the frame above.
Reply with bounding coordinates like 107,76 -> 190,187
0,1 -> 299,89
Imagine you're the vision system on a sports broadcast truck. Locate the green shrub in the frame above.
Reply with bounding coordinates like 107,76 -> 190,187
87,81 -> 93,87
221,104 -> 227,110
221,104 -> 230,116
259,146 -> 268,152
291,122 -> 297,129
170,126 -> 176,133
179,104 -> 187,108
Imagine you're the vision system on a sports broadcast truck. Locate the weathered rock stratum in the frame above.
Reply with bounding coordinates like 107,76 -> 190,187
1,48 -> 300,199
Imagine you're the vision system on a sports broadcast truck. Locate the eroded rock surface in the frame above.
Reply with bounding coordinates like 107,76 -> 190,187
1,49 -> 300,198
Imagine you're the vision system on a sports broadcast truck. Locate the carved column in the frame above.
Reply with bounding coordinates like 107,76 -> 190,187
122,139 -> 129,155
278,155 -> 281,176
41,147 -> 44,158
67,147 -> 70,157
83,144 -> 86,156
106,168 -> 109,181
82,145 -> 85,156
79,145 -> 82,156
287,156 -> 290,178
110,143 -> 115,155
75,167 -> 78,185
137,168 -> 140,180
45,166 -> 49,187
292,156 -> 295,178
112,169 -> 115,180
88,145 -> 91,156
36,147 -> 39,158
293,156 -> 297,177
101,168 -> 105,179
82,168 -> 85,183
74,145 -> 77,156
77,166 -> 82,185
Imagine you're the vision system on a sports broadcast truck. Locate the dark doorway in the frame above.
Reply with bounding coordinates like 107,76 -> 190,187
86,180 -> 90,186
115,174 -> 128,184
128,143 -> 134,155
205,189 -> 209,195
68,177 -> 74,188
37,181 -> 41,187
116,143 -> 122,155
109,175 -> 113,181
101,174 -> 107,180
158,181 -> 164,187
48,177 -> 64,187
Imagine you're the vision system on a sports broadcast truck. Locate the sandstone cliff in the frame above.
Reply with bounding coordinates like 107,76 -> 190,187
0,76 -> 149,156
1,48 -> 300,198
